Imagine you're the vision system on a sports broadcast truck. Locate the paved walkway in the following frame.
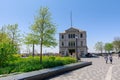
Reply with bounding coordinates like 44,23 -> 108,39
48,56 -> 120,80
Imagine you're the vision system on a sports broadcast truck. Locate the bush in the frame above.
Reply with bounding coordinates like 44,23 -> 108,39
0,56 -> 76,75
0,42 -> 18,67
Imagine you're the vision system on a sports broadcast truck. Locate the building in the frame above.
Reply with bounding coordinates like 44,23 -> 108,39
59,27 -> 87,57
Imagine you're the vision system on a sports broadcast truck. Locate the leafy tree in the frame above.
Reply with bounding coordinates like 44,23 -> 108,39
113,37 -> 120,52
7,24 -> 21,45
0,32 -> 17,66
6,24 -> 21,54
0,26 -> 9,44
0,42 -> 18,67
32,7 -> 57,63
0,26 -> 18,67
104,43 -> 113,53
25,33 -> 39,57
94,41 -> 104,53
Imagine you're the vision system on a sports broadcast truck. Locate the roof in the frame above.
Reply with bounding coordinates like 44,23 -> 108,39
65,27 -> 84,32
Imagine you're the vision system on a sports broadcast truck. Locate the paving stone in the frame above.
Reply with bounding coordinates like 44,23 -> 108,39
49,56 -> 120,80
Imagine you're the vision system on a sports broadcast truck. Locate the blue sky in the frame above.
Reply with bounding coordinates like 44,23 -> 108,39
0,0 -> 120,53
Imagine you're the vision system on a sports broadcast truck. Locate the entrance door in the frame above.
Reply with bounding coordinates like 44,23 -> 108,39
69,49 -> 75,55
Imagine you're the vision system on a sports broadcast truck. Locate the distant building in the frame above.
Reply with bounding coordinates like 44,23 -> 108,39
59,27 -> 87,57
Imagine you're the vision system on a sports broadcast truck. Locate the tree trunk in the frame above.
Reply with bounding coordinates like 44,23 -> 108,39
101,50 -> 103,56
40,41 -> 42,64
32,43 -> 35,57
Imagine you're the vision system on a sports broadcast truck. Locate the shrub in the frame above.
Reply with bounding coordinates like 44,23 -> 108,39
0,56 -> 76,75
0,42 -> 18,67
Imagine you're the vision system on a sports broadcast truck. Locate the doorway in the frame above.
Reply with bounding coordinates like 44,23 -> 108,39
69,49 -> 75,55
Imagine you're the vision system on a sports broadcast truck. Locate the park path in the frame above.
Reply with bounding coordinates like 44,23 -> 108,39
48,56 -> 120,80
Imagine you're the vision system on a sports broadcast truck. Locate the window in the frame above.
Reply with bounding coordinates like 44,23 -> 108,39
61,51 -> 64,55
72,41 -> 75,47
80,33 -> 83,38
81,41 -> 83,46
68,41 -> 75,47
73,42 -> 75,46
62,42 -> 64,46
68,42 -> 70,46
62,35 -> 64,39
70,34 -> 72,38
68,34 -> 75,38
68,34 -> 70,38
73,34 -> 75,38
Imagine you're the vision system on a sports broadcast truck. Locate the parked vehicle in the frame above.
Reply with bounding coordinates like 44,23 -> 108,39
85,53 -> 99,58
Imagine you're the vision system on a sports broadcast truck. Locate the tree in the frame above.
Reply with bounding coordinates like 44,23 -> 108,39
94,41 -> 104,53
7,24 -> 21,45
104,43 -> 113,53
6,24 -> 21,54
25,33 -> 39,57
0,28 -> 18,67
32,7 -> 57,63
113,37 -> 120,52
0,27 -> 10,43
0,42 -> 18,67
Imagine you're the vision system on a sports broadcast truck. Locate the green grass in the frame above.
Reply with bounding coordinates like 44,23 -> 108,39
0,56 -> 76,75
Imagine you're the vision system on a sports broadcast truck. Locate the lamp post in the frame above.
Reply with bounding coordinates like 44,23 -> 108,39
75,35 -> 78,62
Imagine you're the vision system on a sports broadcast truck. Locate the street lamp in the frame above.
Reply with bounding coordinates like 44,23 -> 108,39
75,35 -> 78,62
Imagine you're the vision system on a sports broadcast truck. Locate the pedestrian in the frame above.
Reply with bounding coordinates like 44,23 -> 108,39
118,53 -> 120,59
118,51 -> 120,59
104,54 -> 108,64
109,55 -> 113,64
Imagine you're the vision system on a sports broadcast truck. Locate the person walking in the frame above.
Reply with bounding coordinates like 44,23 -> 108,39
109,55 -> 113,64
118,53 -> 120,59
118,51 -> 120,59
104,54 -> 108,64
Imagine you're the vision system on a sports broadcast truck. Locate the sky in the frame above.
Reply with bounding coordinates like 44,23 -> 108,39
0,0 -> 120,53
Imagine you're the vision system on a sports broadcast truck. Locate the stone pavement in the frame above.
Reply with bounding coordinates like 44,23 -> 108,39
48,56 -> 120,80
